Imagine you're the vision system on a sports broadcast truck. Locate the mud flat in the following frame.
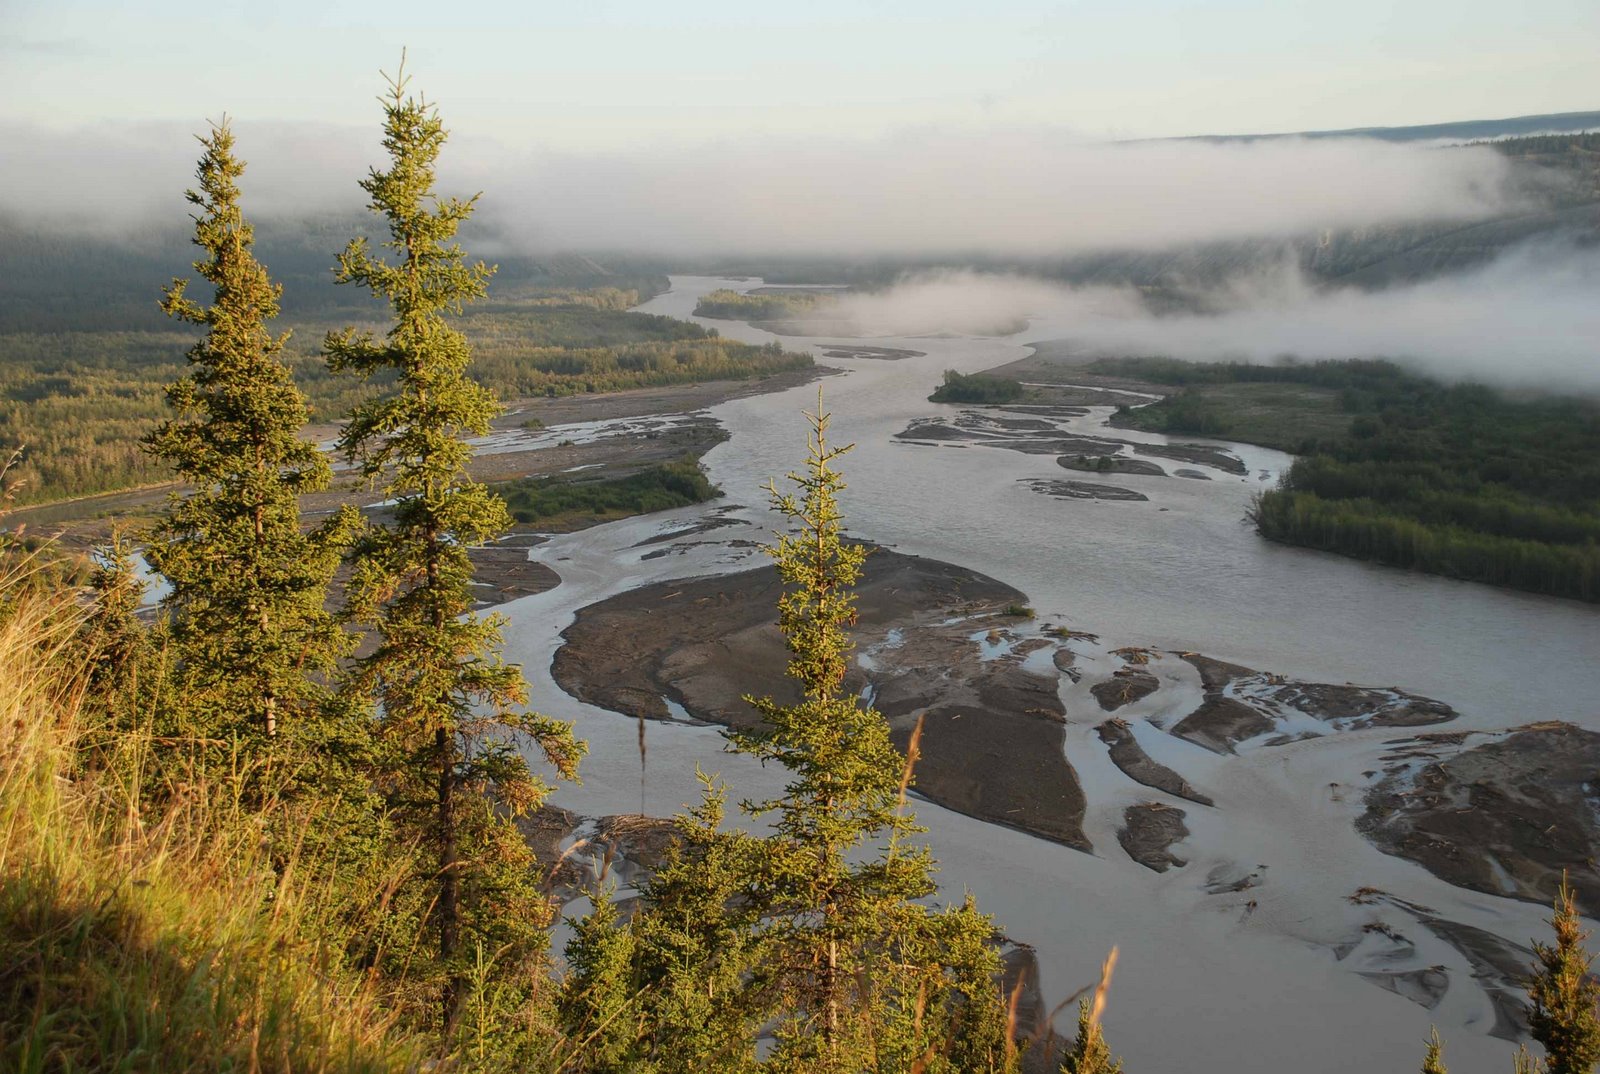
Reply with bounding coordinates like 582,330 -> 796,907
817,345 -> 926,361
553,548 -> 1092,849
1344,888 -> 1535,1041
1172,653 -> 1456,753
1118,802 -> 1190,872
895,409 -> 1246,481
1095,718 -> 1214,806
468,537 -> 562,608
519,804 -> 682,905
1091,668 -> 1161,711
1132,441 -> 1247,475
1020,478 -> 1148,502
1358,722 -> 1600,908
551,537 -> 1468,860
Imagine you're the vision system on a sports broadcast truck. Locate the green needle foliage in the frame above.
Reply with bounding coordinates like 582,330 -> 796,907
144,123 -> 358,748
1060,998 -> 1122,1074
324,68 -> 583,1034
560,774 -> 769,1073
77,534 -> 151,701
729,392 -> 1012,1073
1527,878 -> 1600,1074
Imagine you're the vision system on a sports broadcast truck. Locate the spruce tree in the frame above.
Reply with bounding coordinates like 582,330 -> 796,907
324,68 -> 583,1031
1527,878 -> 1600,1074
78,535 -> 150,701
144,122 -> 357,747
560,397 -> 1012,1071
1420,1026 -> 1447,1074
557,890 -> 641,1072
726,393 -> 1012,1072
562,775 -> 769,1073
1059,998 -> 1122,1074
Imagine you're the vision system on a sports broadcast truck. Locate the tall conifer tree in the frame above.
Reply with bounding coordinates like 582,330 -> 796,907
560,396 -> 1011,1071
1528,879 -> 1600,1074
729,393 -> 1012,1072
324,67 -> 582,1030
145,123 -> 356,746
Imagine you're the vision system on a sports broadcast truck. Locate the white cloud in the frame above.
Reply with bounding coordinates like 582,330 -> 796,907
1,120 -> 1522,256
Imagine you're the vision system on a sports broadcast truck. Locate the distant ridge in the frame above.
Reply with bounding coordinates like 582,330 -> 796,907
1175,109 -> 1600,144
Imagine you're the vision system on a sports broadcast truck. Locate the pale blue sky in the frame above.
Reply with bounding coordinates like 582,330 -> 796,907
3,0 -> 1596,148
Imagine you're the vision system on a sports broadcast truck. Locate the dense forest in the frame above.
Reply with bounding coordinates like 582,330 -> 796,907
0,294 -> 807,506
1101,357 -> 1600,602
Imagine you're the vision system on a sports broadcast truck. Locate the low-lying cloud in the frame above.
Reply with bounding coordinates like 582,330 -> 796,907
1,119 -> 1523,255
828,244 -> 1600,392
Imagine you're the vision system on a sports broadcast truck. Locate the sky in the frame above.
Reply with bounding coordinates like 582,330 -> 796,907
4,0 -> 1598,149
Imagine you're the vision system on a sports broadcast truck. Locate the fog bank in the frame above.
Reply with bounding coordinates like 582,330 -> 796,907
1,119 -> 1522,255
827,245 -> 1600,391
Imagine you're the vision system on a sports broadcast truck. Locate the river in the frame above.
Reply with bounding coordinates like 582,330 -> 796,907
498,276 -> 1600,1073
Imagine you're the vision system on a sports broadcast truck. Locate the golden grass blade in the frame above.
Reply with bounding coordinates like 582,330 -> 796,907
1088,945 -> 1119,1027
897,711 -> 926,808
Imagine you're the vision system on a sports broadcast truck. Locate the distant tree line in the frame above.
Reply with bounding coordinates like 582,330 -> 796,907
1097,357 -> 1600,602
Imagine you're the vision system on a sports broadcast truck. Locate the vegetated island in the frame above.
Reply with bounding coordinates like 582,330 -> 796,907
929,369 -> 1028,404
974,349 -> 1600,602
691,287 -> 837,322
492,420 -> 727,532
692,289 -> 1029,338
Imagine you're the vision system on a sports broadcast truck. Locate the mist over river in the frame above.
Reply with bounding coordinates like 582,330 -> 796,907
498,276 -> 1600,1073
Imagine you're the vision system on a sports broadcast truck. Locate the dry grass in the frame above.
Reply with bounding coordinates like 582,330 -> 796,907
0,568 -> 427,1074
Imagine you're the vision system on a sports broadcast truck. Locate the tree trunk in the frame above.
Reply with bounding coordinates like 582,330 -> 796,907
437,722 -> 460,1030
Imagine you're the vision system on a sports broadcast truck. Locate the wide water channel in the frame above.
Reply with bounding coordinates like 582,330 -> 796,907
498,276 -> 1600,1073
